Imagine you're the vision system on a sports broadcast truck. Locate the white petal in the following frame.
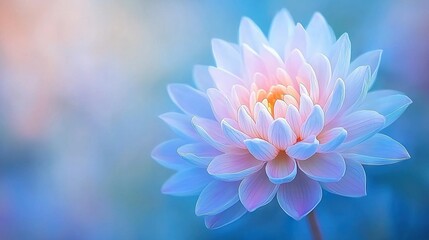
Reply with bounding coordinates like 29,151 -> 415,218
177,143 -> 221,167
350,50 -> 382,89
204,202 -> 247,229
323,78 -> 345,124
239,17 -> 269,51
244,138 -> 279,161
329,33 -> 351,81
359,90 -> 412,128
310,53 -> 331,104
301,105 -> 324,139
207,88 -> 236,122
239,169 -> 279,212
341,66 -> 370,113
277,171 -> 322,220
317,127 -> 347,153
299,93 -> 314,121
284,49 -> 306,86
208,153 -> 264,181
221,119 -> 249,148
287,135 -> 319,160
343,133 -> 410,165
193,65 -> 215,91
209,67 -> 243,96
274,100 -> 288,119
268,118 -> 296,149
306,12 -> 335,55
159,112 -> 200,140
322,158 -> 366,197
269,9 -> 294,54
286,105 -> 302,136
196,181 -> 240,216
298,153 -> 346,182
167,84 -> 214,119
286,23 -> 308,57
266,152 -> 297,184
162,168 -> 212,196
211,39 -> 242,76
255,104 -> 274,140
192,117 -> 233,152
238,106 -> 259,137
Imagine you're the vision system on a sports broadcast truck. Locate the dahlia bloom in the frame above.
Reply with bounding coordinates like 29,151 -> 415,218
152,9 -> 411,229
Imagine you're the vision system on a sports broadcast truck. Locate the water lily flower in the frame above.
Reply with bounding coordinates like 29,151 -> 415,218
152,9 -> 411,229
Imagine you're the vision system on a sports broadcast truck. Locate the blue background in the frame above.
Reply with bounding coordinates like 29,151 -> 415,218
0,0 -> 428,239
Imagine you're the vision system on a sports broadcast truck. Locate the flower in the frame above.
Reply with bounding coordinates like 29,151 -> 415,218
152,9 -> 412,229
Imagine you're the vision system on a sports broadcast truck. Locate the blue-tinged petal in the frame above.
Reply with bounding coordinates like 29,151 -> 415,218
204,202 -> 247,229
286,135 -> 319,160
336,110 -> 385,150
177,143 -> 221,167
341,66 -> 370,113
211,39 -> 242,76
359,90 -> 412,128
310,53 -> 331,104
323,78 -> 345,124
162,168 -> 213,196
239,169 -> 279,212
255,103 -> 274,140
268,118 -> 296,150
207,153 -> 263,181
306,12 -> 335,55
329,33 -> 351,81
286,105 -> 302,136
221,119 -> 249,148
167,84 -> 214,119
299,93 -> 313,121
207,88 -> 236,121
159,112 -> 200,140
286,23 -> 309,57
297,153 -> 345,182
244,138 -> 279,161
317,127 -> 347,153
151,139 -> 192,170
349,50 -> 382,89
238,106 -> 259,137
322,158 -> 366,197
301,105 -> 324,139
266,152 -> 297,184
242,44 -> 267,82
192,117 -> 233,152
239,17 -> 269,52
209,67 -> 243,96
343,133 -> 410,165
269,9 -> 294,55
195,181 -> 240,216
277,171 -> 322,220
284,49 -> 306,85
193,65 -> 215,91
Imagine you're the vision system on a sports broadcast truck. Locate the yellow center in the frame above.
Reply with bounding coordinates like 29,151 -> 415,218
256,84 -> 299,116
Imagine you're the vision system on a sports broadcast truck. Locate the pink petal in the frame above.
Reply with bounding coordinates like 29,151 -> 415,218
287,135 -> 319,160
207,153 -> 264,181
255,103 -> 274,140
268,118 -> 296,150
301,105 -> 324,139
244,138 -> 279,161
159,112 -> 200,140
266,152 -> 297,184
207,88 -> 237,122
209,67 -> 243,96
297,153 -> 346,182
211,39 -> 242,76
221,119 -> 249,148
196,181 -> 240,216
238,106 -> 259,138
239,17 -> 269,52
317,127 -> 347,153
167,84 -> 214,119
177,143 -> 221,167
269,9 -> 294,54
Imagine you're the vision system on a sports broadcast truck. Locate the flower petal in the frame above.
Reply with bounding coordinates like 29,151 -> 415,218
244,138 -> 279,161
192,117 -> 233,152
287,135 -> 319,160
221,119 -> 249,148
208,153 -> 264,181
310,53 -> 332,104
207,88 -> 236,121
329,33 -> 351,81
268,118 -> 297,149
167,84 -> 214,119
266,152 -> 297,184
193,65 -> 215,91
317,127 -> 347,153
286,23 -> 309,57
152,139 -> 192,170
159,112 -> 200,140
255,103 -> 274,140
269,9 -> 294,54
306,12 -> 335,55
341,66 -> 370,113
336,110 -> 385,150
301,105 -> 324,139
343,134 -> 410,165
177,143 -> 221,167
359,90 -> 412,128
211,39 -> 242,76
204,202 -> 247,229
286,105 -> 302,136
209,67 -> 243,96
321,158 -> 366,197
349,50 -> 382,89
162,168 -> 213,196
277,171 -> 322,220
323,78 -> 345,124
238,106 -> 259,137
298,153 -> 346,182
239,17 -> 269,51
196,181 -> 240,216
239,169 -> 279,212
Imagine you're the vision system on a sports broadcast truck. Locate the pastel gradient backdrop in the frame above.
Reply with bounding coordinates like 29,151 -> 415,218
0,0 -> 427,239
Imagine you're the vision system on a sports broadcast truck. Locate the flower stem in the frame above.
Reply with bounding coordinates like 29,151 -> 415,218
307,210 -> 323,240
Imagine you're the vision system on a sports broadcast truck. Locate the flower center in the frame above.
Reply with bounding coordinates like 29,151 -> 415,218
256,84 -> 299,116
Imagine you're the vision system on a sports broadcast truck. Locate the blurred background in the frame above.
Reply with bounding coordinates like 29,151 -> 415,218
0,0 -> 428,239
